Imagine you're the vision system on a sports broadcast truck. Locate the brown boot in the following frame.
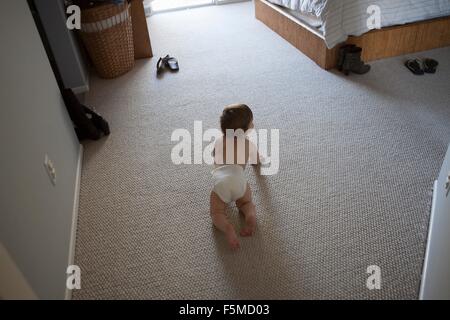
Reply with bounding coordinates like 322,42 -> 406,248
337,44 -> 356,71
342,47 -> 370,75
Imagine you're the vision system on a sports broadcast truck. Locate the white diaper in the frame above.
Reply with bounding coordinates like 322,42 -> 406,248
211,165 -> 247,203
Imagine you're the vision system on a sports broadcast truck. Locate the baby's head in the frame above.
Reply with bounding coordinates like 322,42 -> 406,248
220,104 -> 254,134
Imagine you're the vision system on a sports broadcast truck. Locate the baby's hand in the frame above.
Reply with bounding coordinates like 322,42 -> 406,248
251,155 -> 270,167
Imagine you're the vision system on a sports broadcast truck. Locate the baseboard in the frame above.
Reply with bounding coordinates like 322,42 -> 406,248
72,83 -> 89,95
151,2 -> 212,15
216,0 -> 251,5
419,180 -> 438,300
65,144 -> 83,300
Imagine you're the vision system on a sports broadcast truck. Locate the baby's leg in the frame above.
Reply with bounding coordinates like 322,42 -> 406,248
236,184 -> 256,237
210,191 -> 240,250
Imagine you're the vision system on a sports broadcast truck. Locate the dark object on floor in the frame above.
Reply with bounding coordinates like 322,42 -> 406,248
341,46 -> 371,75
157,54 -> 179,74
156,56 -> 165,74
83,106 -> 111,136
423,58 -> 438,73
165,56 -> 179,71
405,58 -> 425,75
61,88 -> 110,141
337,44 -> 356,71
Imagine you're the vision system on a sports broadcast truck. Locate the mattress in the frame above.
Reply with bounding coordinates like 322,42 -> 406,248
267,0 -> 450,48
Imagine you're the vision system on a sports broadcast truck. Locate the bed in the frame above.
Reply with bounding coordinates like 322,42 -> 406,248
255,0 -> 450,69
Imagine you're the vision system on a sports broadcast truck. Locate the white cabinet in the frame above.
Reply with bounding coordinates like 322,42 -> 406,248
420,144 -> 450,300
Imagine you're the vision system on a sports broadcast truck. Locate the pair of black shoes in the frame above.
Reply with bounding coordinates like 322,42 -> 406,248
62,88 -> 110,141
337,44 -> 371,75
405,58 -> 438,75
157,54 -> 179,75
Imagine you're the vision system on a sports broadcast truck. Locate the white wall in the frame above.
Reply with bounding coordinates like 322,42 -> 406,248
0,0 -> 81,299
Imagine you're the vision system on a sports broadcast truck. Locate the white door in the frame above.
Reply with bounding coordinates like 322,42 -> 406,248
420,144 -> 450,299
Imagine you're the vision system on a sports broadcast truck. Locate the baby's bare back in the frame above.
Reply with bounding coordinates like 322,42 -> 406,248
214,136 -> 258,168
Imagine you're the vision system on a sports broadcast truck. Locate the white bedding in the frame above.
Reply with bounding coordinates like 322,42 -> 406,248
267,0 -> 450,48
284,8 -> 323,28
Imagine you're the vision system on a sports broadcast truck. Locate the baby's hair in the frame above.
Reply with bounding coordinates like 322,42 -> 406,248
220,104 -> 253,134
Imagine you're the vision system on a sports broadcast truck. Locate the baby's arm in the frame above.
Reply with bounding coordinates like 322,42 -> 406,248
247,139 -> 264,166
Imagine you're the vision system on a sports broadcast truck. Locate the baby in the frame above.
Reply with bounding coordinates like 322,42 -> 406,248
210,104 -> 261,250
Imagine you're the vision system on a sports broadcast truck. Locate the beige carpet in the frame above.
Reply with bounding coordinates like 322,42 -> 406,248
73,2 -> 450,299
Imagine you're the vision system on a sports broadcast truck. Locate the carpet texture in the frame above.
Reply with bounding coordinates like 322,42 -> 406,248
73,2 -> 450,299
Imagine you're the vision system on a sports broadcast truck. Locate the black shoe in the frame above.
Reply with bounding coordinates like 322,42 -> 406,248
337,44 -> 356,71
91,113 -> 110,136
423,58 -> 438,73
157,54 -> 179,74
83,106 -> 110,136
163,55 -> 179,71
405,58 -> 424,75
157,56 -> 165,74
342,46 -> 370,75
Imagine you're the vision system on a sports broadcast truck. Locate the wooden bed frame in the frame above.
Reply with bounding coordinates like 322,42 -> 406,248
255,0 -> 450,70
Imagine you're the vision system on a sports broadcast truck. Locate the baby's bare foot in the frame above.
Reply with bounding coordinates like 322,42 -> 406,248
240,205 -> 256,237
226,225 -> 240,250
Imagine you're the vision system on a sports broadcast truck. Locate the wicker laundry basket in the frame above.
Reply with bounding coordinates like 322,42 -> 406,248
80,2 -> 134,79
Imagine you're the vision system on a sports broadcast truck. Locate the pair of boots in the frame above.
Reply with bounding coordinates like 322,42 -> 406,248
337,44 -> 370,75
62,88 -> 110,141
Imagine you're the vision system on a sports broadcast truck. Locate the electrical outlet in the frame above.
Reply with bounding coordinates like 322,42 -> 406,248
44,154 -> 56,186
